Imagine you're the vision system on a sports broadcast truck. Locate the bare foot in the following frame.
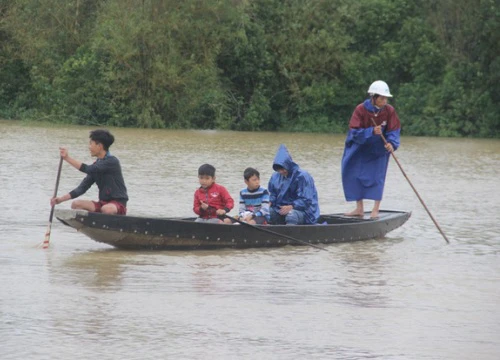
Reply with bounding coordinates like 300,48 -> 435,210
370,210 -> 379,219
345,209 -> 364,217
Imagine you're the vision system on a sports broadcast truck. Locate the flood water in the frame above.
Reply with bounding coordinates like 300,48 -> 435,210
1,120 -> 499,359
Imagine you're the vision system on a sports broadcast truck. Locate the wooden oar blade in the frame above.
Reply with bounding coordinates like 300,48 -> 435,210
42,224 -> 51,249
41,156 -> 63,249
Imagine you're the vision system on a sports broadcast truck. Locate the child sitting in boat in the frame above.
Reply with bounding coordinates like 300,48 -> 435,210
50,129 -> 128,215
268,144 -> 320,225
193,164 -> 234,224
238,167 -> 270,225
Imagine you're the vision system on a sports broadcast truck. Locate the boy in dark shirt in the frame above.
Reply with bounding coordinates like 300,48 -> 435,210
50,129 -> 129,215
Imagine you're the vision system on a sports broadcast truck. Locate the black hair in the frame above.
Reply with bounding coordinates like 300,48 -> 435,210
243,167 -> 260,181
89,129 -> 114,151
273,164 -> 285,171
198,163 -> 216,177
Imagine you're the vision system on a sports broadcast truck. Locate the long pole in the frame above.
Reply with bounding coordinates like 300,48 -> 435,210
371,119 -> 449,243
42,157 -> 64,249
226,215 -> 328,251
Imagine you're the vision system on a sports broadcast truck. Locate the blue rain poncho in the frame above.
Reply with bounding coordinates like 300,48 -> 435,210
341,99 -> 401,201
268,144 -> 320,224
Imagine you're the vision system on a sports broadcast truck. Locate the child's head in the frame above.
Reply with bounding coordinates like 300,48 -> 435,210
243,167 -> 261,190
198,163 -> 216,188
89,129 -> 114,151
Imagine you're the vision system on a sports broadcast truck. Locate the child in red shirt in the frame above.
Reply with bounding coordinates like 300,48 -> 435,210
193,164 -> 234,224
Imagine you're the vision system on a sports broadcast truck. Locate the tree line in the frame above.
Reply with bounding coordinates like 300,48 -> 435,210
1,0 -> 499,137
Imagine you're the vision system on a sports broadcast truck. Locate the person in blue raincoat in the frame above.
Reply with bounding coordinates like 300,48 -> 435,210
341,80 -> 401,218
268,144 -> 320,225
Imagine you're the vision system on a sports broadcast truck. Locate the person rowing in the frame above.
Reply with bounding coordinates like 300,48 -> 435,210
341,80 -> 401,219
50,129 -> 129,215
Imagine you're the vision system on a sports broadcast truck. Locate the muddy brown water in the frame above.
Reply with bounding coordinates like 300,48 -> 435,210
1,121 -> 499,359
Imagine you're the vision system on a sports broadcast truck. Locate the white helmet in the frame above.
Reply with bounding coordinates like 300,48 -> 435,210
367,80 -> 392,97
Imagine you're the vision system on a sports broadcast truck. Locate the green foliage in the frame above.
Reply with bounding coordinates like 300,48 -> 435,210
49,47 -> 113,125
89,0 -> 240,128
0,0 -> 499,137
0,59 -> 31,116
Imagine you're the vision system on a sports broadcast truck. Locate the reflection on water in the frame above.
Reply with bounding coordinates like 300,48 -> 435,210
1,120 -> 500,359
62,250 -> 128,290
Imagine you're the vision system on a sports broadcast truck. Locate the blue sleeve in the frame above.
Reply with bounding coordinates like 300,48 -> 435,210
385,128 -> 401,151
268,175 -> 277,207
255,189 -> 270,217
238,190 -> 246,216
292,174 -> 316,211
346,127 -> 375,146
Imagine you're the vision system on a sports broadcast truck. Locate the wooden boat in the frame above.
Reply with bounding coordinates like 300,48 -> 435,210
55,209 -> 411,250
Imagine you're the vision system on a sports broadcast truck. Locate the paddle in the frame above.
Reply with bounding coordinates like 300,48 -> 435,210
224,215 -> 328,251
371,119 -> 450,243
42,156 -> 64,249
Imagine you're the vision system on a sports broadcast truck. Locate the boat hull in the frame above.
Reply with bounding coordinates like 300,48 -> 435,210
55,209 -> 411,250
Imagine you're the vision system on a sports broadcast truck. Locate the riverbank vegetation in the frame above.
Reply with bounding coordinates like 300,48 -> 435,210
1,0 -> 498,137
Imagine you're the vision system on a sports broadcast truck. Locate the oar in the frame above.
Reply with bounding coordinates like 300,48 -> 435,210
371,119 -> 450,243
42,156 -> 64,249
225,215 -> 328,251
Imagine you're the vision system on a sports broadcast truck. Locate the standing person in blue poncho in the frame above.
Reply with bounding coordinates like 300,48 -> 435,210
268,144 -> 320,225
341,80 -> 401,219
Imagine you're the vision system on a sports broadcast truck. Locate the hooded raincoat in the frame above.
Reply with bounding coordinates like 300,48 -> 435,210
341,99 -> 401,201
268,144 -> 320,224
